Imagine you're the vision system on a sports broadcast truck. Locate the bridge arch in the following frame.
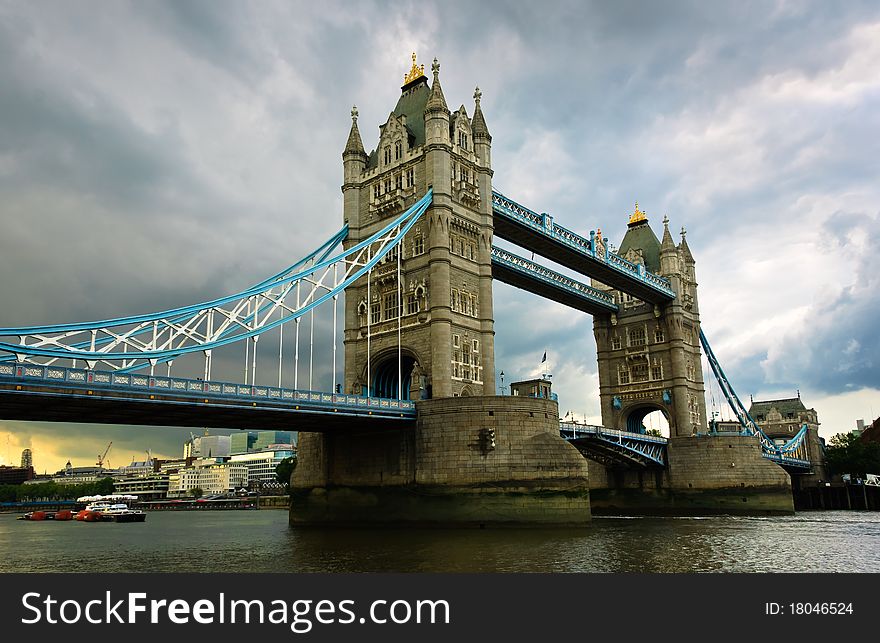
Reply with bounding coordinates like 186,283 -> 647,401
621,403 -> 671,437
363,347 -> 424,400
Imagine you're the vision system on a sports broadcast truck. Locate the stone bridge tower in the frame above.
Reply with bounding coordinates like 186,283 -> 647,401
341,54 -> 495,400
592,206 -> 708,437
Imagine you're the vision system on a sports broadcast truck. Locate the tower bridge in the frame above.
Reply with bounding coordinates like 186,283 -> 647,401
0,54 -> 826,524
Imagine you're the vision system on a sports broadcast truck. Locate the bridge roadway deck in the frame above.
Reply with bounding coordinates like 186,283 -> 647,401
492,191 -> 675,304
0,363 -> 415,432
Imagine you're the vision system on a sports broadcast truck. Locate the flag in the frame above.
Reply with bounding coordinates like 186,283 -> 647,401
541,351 -> 547,363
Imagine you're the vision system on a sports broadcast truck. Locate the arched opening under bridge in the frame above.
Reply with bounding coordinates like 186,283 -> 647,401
624,405 -> 670,438
370,353 -> 417,400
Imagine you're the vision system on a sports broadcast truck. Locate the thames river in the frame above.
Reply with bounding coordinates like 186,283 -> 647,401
1,510 -> 878,573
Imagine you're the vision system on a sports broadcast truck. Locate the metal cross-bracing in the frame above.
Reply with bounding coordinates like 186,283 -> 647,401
0,362 -> 415,431
560,422 -> 668,468
0,191 -> 432,385
491,190 -> 675,303
490,246 -> 619,315
700,329 -> 812,472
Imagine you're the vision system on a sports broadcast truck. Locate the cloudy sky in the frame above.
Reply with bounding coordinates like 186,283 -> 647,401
1,0 -> 878,472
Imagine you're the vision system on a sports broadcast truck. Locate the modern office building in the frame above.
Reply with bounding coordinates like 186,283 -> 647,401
167,459 -> 248,497
229,448 -> 296,488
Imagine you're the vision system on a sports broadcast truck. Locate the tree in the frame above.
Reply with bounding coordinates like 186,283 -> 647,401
189,487 -> 203,498
825,432 -> 880,479
275,455 -> 297,489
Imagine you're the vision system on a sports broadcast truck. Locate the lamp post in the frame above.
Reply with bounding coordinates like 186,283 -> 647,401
500,370 -> 506,396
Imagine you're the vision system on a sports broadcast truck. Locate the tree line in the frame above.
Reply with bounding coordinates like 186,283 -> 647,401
0,477 -> 115,503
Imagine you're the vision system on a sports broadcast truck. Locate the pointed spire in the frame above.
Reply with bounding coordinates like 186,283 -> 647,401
678,224 -> 694,262
472,86 -> 491,140
660,214 -> 675,252
426,57 -> 448,112
344,105 -> 366,157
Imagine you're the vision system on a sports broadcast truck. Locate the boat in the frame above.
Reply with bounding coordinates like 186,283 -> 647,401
77,494 -> 147,523
18,509 -> 73,521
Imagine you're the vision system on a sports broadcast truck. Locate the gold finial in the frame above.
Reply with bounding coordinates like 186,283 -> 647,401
404,52 -> 426,85
628,201 -> 647,225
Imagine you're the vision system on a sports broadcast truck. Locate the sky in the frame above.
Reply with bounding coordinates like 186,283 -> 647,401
0,0 -> 878,473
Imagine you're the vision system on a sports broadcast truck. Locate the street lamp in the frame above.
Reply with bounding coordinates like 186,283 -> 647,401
499,370 -> 505,395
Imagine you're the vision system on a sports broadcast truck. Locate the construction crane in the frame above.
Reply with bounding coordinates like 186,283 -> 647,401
96,441 -> 112,470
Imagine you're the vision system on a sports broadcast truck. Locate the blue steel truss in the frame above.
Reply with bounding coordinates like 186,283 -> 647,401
0,361 -> 415,419
491,190 -> 675,301
0,191 -> 432,373
490,246 -> 618,315
560,422 -> 667,467
700,329 -> 811,471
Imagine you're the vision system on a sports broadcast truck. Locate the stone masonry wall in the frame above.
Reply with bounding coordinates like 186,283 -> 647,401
414,396 -> 588,486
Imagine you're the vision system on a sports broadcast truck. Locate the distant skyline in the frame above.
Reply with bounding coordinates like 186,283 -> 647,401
1,1 -> 878,472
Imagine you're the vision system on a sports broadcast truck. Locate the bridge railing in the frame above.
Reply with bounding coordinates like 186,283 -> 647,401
559,422 -> 669,444
0,362 -> 416,414
491,191 -> 674,297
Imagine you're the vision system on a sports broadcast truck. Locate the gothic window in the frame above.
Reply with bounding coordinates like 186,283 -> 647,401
383,291 -> 401,320
384,178 -> 391,193
373,184 -> 381,199
406,168 -> 414,188
453,334 -> 460,348
686,360 -> 695,381
370,302 -> 381,324
654,328 -> 665,343
651,359 -> 663,381
450,288 -> 458,312
618,365 -> 630,385
632,363 -> 649,382
629,327 -> 646,347
384,244 -> 399,264
458,131 -> 468,150
468,243 -> 475,260
611,335 -> 622,350
413,234 -> 424,256
451,163 -> 456,181
383,146 -> 391,165
394,141 -> 402,160
395,173 -> 402,190
406,293 -> 419,315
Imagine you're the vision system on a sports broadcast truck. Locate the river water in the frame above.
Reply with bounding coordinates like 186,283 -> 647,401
1,510 -> 878,573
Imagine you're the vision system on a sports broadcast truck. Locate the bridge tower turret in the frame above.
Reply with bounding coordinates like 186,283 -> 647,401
341,54 -> 496,400
593,207 -> 708,437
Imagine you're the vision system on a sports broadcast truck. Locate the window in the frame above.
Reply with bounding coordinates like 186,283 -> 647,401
383,146 -> 391,165
651,360 -> 663,381
373,184 -> 381,199
406,293 -> 419,315
406,168 -> 414,188
395,173 -> 402,190
611,335 -> 621,350
370,302 -> 381,324
384,291 -> 401,320
629,327 -> 646,347
468,243 -> 475,260
632,363 -> 649,382
453,334 -> 460,348
413,235 -> 424,256
458,131 -> 468,150
618,365 -> 630,385
394,141 -> 402,160
452,334 -> 481,383
686,360 -> 695,381
384,178 -> 391,193
654,328 -> 665,343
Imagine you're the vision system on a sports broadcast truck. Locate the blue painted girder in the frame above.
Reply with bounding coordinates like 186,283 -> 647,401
491,247 -> 618,316
492,191 -> 675,304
